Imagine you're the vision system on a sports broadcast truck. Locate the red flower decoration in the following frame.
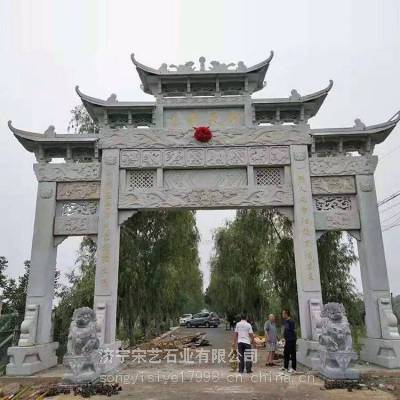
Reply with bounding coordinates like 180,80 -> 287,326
193,126 -> 212,143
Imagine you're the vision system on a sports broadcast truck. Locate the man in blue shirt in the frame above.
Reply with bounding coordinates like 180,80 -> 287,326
282,309 -> 296,373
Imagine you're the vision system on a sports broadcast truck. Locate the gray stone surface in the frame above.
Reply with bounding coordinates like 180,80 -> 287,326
94,149 -> 120,346
63,307 -> 101,383
7,342 -> 58,376
318,303 -> 359,380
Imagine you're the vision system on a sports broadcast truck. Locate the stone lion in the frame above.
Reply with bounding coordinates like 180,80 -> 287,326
319,302 -> 352,352
67,307 -> 99,356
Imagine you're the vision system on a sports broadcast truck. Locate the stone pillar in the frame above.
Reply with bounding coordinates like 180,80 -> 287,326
290,145 -> 323,369
7,181 -> 59,375
356,174 -> 400,368
94,149 -> 120,348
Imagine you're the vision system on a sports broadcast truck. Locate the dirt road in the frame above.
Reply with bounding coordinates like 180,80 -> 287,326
0,326 -> 396,399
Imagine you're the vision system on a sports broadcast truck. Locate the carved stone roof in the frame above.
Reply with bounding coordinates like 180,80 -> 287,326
311,111 -> 400,144
8,121 -> 98,153
131,52 -> 274,96
253,80 -> 333,123
76,86 -> 155,122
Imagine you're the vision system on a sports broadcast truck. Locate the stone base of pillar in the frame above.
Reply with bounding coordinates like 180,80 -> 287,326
6,342 -> 58,376
100,341 -> 122,374
297,339 -> 321,370
360,338 -> 400,369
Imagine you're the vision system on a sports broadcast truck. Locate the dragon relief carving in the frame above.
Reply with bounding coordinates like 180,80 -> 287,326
314,196 -> 353,212
311,176 -> 356,195
119,186 -> 293,209
57,182 -> 101,200
309,156 -> 378,176
34,163 -> 101,182
99,126 -> 311,149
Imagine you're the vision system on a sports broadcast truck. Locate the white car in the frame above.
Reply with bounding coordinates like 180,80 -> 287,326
179,314 -> 193,326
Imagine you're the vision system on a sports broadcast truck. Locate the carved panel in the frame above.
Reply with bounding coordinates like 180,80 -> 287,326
357,174 -> 374,192
309,156 -> 378,176
119,146 -> 289,169
100,125 -> 311,149
254,168 -> 283,186
314,211 -> 360,231
163,108 -> 245,129
311,176 -> 356,195
164,149 -> 185,167
119,186 -> 293,209
126,170 -> 156,192
163,169 -> 247,190
57,182 -> 101,200
120,150 -> 140,167
186,149 -> 205,166
54,216 -> 99,236
34,163 -> 101,182
206,149 -> 226,166
57,201 -> 98,216
313,195 -> 360,231
141,150 -> 162,167
226,147 -> 248,165
160,96 -> 245,105
314,196 -> 353,211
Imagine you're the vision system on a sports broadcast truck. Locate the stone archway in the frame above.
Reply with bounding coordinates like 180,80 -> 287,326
7,53 -> 400,375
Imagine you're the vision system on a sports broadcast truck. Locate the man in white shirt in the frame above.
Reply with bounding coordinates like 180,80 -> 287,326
233,314 -> 254,373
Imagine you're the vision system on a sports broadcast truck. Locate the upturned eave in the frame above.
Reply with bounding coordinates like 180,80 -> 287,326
9,121 -> 98,153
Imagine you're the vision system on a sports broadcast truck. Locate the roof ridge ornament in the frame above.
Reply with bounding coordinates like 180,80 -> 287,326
44,125 -> 56,137
158,57 -> 247,74
353,118 -> 366,130
131,51 -> 274,75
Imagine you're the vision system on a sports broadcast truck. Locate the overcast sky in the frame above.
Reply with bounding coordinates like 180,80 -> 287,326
0,0 -> 399,295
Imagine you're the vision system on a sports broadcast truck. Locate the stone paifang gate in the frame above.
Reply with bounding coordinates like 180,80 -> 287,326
7,51 -> 400,375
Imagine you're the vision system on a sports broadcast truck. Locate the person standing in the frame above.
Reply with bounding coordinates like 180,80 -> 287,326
282,309 -> 296,373
233,313 -> 254,373
264,313 -> 277,366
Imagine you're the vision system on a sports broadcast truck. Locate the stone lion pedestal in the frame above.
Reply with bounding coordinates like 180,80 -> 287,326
318,303 -> 360,382
319,349 -> 359,380
63,307 -> 102,384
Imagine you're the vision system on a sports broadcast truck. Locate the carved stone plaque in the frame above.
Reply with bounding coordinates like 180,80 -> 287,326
163,169 -> 247,190
163,108 -> 245,129
34,163 -> 101,182
54,216 -> 98,236
311,176 -> 356,195
309,156 -> 378,176
57,182 -> 101,200
314,211 -> 360,231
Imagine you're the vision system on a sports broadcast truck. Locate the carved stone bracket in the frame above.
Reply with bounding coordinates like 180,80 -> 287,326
378,298 -> 400,339
118,210 -> 137,226
18,304 -> 39,347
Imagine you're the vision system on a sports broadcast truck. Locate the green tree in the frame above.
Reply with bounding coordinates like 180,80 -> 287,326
1,261 -> 30,320
207,209 -> 361,332
53,237 -> 96,357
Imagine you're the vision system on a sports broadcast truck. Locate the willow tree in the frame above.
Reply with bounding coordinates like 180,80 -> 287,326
207,209 -> 361,330
118,210 -> 203,345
